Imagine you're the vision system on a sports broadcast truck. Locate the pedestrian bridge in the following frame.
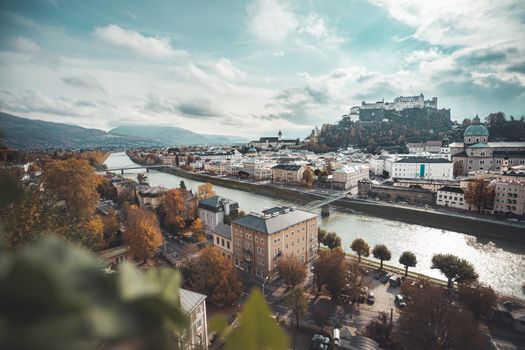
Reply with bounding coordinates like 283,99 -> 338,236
301,190 -> 352,211
105,164 -> 167,174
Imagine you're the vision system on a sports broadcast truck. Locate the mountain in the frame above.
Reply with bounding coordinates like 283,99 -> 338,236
109,125 -> 246,145
0,112 -> 246,150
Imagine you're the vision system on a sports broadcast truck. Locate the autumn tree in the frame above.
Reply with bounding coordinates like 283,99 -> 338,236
43,159 -> 100,220
161,188 -> 186,232
372,244 -> 391,269
136,173 -> 148,184
394,284 -> 482,350
287,287 -> 307,330
314,248 -> 347,298
458,282 -> 498,319
323,232 -> 341,250
302,167 -> 315,187
350,238 -> 370,262
197,182 -> 216,201
317,227 -> 327,250
190,218 -> 206,242
275,255 -> 307,288
464,179 -> 495,213
346,260 -> 368,303
399,251 -> 417,277
431,254 -> 479,289
364,312 -> 394,349
124,206 -> 163,262
183,247 -> 242,306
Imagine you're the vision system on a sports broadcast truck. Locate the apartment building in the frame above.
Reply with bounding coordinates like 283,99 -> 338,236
493,180 -> 525,217
231,206 -> 317,279
332,164 -> 370,190
436,186 -> 469,210
198,196 -> 239,236
178,289 -> 208,350
271,164 -> 305,184
212,223 -> 233,260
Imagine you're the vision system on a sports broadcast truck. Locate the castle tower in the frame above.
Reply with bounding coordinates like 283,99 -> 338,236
278,129 -> 282,141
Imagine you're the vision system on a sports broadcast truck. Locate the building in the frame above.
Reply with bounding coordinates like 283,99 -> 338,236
436,186 -> 469,210
407,141 -> 443,154
248,130 -> 299,150
231,206 -> 317,279
392,178 -> 460,193
178,289 -> 208,349
493,179 -> 525,217
358,180 -> 435,205
212,223 -> 233,260
135,185 -> 168,209
390,157 -> 453,180
99,245 -> 130,267
198,196 -> 239,236
451,116 -> 525,175
332,164 -> 370,190
271,164 -> 305,184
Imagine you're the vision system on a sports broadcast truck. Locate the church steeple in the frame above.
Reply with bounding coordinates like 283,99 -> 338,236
278,129 -> 282,141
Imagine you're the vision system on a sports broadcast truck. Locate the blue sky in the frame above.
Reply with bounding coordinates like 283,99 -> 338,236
0,0 -> 524,138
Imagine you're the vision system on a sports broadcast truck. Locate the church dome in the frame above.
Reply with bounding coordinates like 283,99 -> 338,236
464,124 -> 489,137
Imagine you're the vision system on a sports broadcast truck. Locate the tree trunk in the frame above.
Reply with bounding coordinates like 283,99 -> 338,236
447,278 -> 453,289
358,253 -> 361,262
405,266 -> 408,277
380,260 -> 383,269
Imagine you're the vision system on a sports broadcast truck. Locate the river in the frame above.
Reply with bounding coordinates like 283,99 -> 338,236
105,152 -> 525,296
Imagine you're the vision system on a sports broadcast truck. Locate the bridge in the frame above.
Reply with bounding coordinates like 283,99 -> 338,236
105,165 -> 167,175
300,189 -> 352,215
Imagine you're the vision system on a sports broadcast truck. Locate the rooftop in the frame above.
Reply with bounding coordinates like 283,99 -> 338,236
395,157 -> 450,163
214,223 -> 232,240
179,288 -> 206,315
272,164 -> 303,171
233,206 -> 317,235
438,186 -> 464,194
199,195 -> 237,210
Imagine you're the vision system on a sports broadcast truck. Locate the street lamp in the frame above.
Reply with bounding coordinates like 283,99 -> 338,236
262,275 -> 269,297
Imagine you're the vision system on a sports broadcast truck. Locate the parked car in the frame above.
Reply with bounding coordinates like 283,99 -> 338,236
374,270 -> 386,280
389,276 -> 401,287
311,334 -> 330,350
380,273 -> 392,284
395,294 -> 407,308
367,291 -> 375,305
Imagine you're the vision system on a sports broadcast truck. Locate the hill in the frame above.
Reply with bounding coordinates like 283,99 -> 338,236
0,113 -> 246,150
109,126 -> 246,145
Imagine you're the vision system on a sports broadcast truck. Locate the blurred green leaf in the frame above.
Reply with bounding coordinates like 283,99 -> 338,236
0,175 -> 23,208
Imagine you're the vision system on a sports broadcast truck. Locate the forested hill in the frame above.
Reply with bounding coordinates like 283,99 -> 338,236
309,108 -> 453,153
0,113 -> 247,150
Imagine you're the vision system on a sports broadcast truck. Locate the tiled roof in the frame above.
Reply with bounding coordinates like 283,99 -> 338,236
272,164 -> 303,171
438,186 -> 464,194
233,207 -> 316,235
179,288 -> 206,315
214,223 -> 232,240
395,157 -> 450,163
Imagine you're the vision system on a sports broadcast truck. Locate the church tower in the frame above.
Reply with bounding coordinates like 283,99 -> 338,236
278,129 -> 282,141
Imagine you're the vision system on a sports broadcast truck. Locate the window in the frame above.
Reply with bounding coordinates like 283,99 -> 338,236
227,241 -> 230,249
221,238 -> 225,246
216,236 -> 220,244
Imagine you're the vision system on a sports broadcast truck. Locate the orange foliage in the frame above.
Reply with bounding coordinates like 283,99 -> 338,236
161,188 -> 186,231
124,207 -> 163,261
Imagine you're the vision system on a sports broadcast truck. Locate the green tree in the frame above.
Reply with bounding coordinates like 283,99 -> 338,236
350,238 -> 370,262
399,251 -> 417,277
431,254 -> 479,289
372,244 -> 391,269
287,287 -> 307,329
324,232 -> 341,250
179,180 -> 187,190
317,228 -> 327,250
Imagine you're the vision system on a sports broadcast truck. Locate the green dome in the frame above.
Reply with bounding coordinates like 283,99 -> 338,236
464,124 -> 489,137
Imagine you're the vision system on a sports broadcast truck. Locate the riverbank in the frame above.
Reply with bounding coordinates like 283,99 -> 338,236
161,167 -> 525,245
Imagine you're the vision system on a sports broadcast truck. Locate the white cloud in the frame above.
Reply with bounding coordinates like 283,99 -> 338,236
405,48 -> 443,64
11,37 -> 40,54
299,15 -> 327,38
247,0 -> 298,42
215,57 -> 247,80
93,24 -> 187,59
273,51 -> 285,56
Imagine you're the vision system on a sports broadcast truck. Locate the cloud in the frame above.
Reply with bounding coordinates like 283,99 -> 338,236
507,62 -> 525,74
11,36 -> 40,53
247,0 -> 298,42
93,24 -> 187,59
215,57 -> 247,80
299,15 -> 327,38
273,51 -> 285,56
62,75 -> 105,92
142,93 -> 177,114
177,99 -> 219,118
405,48 -> 443,64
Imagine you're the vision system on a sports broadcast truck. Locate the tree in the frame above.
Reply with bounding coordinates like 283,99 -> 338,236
350,238 -> 370,262
372,244 -> 391,269
137,173 -> 148,184
190,218 -> 206,242
197,182 -> 216,201
82,215 -> 105,250
317,228 -> 327,250
522,282 -> 525,295
179,180 -> 187,190
124,206 -> 163,262
464,179 -> 495,213
399,251 -> 417,277
43,159 -> 100,220
431,254 -> 479,289
183,247 -> 242,306
364,312 -> 394,349
485,111 -> 506,125
161,188 -> 186,232
286,287 -> 307,329
302,167 -> 315,187
314,248 -> 347,298
275,255 -> 307,288
458,282 -> 497,319
394,284 -> 482,350
346,260 -> 368,303
323,232 -> 341,250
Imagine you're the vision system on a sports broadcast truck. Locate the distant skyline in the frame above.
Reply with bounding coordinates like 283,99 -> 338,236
0,0 -> 524,138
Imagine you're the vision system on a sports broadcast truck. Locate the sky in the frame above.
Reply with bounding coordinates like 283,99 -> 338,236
0,0 -> 524,139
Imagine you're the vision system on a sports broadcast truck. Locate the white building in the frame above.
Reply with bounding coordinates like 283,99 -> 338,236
493,179 -> 525,217
212,223 -> 233,260
332,164 -> 370,190
178,289 -> 208,350
369,155 -> 391,176
390,157 -> 453,180
351,94 -> 438,114
198,196 -> 239,236
436,186 -> 469,210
